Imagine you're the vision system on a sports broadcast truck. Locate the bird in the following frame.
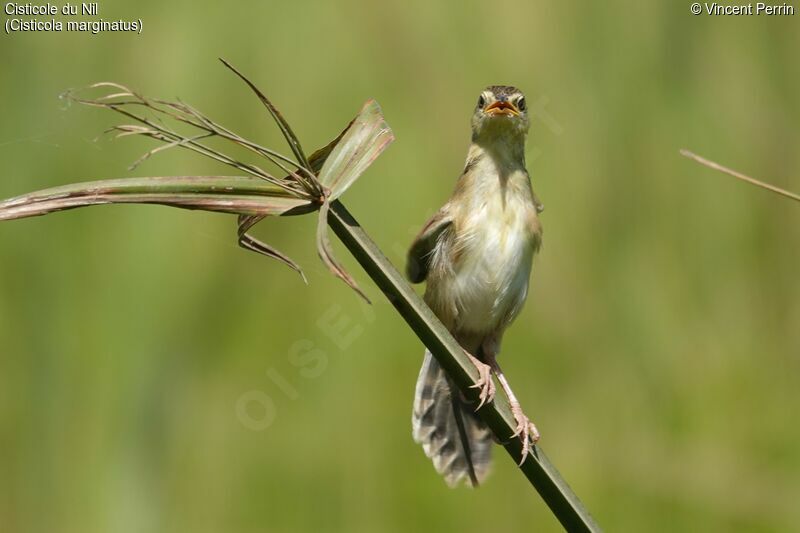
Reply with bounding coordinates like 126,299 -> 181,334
407,85 -> 543,487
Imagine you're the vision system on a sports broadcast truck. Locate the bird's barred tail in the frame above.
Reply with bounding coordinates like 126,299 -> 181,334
411,350 -> 493,487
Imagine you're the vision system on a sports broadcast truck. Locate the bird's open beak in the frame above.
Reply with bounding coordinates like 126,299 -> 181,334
485,101 -> 520,117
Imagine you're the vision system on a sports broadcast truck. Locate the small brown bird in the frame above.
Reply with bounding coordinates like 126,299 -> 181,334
408,85 -> 543,487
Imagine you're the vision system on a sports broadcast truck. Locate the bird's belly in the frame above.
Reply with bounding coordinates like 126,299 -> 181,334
446,217 -> 533,334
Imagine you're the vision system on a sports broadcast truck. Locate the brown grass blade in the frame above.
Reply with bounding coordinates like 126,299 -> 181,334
66,85 -> 311,196
238,229 -> 307,283
0,176 -> 315,221
680,149 -> 800,203
219,59 -> 313,175
316,201 -> 370,303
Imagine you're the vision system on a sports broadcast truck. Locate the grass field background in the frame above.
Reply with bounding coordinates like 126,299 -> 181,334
1,2 -> 799,531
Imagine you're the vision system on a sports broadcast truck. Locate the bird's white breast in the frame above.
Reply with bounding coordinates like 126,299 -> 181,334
429,154 -> 540,337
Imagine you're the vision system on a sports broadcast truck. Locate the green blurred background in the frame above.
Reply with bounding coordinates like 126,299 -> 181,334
1,2 -> 799,531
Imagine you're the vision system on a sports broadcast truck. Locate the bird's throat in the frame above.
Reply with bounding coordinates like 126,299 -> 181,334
465,140 -> 527,186
469,125 -> 527,174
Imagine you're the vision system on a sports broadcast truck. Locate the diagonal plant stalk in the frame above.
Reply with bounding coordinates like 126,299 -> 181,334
0,61 -> 601,532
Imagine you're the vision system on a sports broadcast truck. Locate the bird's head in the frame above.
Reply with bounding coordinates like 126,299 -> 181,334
471,85 -> 529,142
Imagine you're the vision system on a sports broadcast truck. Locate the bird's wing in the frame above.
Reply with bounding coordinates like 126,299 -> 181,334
406,206 -> 453,283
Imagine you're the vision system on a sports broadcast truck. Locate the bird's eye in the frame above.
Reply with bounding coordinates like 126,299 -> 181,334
517,97 -> 527,111
477,95 -> 486,108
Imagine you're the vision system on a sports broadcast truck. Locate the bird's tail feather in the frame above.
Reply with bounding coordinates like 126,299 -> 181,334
412,350 -> 493,487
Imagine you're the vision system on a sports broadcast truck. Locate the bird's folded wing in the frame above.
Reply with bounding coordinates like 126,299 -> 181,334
406,206 -> 453,283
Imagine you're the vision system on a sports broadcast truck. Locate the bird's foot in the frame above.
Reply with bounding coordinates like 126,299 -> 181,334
464,350 -> 495,409
510,402 -> 540,465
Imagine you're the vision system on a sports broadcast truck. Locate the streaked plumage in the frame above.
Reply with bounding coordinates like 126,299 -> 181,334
409,86 -> 542,487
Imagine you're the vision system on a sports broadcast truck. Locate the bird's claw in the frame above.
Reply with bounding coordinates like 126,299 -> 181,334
510,402 -> 540,465
465,350 -> 496,410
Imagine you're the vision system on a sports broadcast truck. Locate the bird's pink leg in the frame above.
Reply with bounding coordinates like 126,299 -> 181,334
482,336 -> 540,465
464,350 -> 496,409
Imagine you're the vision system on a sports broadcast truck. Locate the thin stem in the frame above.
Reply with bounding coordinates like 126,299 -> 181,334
680,149 -> 800,203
